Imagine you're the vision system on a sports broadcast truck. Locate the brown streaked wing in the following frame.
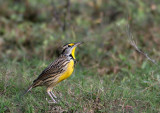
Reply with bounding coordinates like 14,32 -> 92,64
33,55 -> 69,82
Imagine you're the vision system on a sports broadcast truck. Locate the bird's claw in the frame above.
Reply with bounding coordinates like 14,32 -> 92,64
46,98 -> 57,104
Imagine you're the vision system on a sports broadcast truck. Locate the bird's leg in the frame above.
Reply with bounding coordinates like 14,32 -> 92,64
50,91 -> 57,99
51,90 -> 63,103
47,91 -> 57,103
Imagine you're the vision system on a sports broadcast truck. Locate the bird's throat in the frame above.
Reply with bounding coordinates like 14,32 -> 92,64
71,47 -> 76,59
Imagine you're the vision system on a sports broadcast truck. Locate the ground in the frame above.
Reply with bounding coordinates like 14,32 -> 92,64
0,0 -> 160,112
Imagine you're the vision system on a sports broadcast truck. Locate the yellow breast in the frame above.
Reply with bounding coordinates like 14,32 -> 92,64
58,60 -> 74,83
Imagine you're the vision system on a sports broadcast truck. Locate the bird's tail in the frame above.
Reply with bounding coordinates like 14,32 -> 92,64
22,80 -> 41,96
23,85 -> 33,96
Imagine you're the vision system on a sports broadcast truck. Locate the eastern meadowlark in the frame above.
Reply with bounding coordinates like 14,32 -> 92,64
24,42 -> 81,103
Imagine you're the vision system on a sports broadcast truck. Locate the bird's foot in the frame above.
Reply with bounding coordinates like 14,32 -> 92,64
46,98 -> 57,104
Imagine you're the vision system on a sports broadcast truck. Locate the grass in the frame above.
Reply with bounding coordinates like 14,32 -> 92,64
0,59 -> 160,112
1,0 -> 160,112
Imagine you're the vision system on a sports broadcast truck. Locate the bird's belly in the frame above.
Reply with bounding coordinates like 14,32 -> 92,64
58,60 -> 74,83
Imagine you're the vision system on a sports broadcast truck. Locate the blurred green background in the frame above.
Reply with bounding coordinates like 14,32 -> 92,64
0,0 -> 160,112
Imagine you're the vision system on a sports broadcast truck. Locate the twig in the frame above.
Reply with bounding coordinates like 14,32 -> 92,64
126,24 -> 157,65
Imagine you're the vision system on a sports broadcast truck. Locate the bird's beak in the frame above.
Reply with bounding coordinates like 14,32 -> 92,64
73,42 -> 82,47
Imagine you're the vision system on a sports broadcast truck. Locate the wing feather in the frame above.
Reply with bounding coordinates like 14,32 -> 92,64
33,56 -> 69,84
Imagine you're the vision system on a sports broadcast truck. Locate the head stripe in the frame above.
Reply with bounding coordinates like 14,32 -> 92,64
68,43 -> 74,46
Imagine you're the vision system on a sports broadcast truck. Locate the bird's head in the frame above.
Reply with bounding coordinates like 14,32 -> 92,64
61,42 -> 81,59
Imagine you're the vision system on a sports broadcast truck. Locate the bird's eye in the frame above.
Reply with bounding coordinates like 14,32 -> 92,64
68,45 -> 71,47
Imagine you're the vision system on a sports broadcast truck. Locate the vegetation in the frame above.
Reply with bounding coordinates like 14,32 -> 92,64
0,0 -> 160,112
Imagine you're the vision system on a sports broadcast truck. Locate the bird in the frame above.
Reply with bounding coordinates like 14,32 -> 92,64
24,42 -> 81,103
